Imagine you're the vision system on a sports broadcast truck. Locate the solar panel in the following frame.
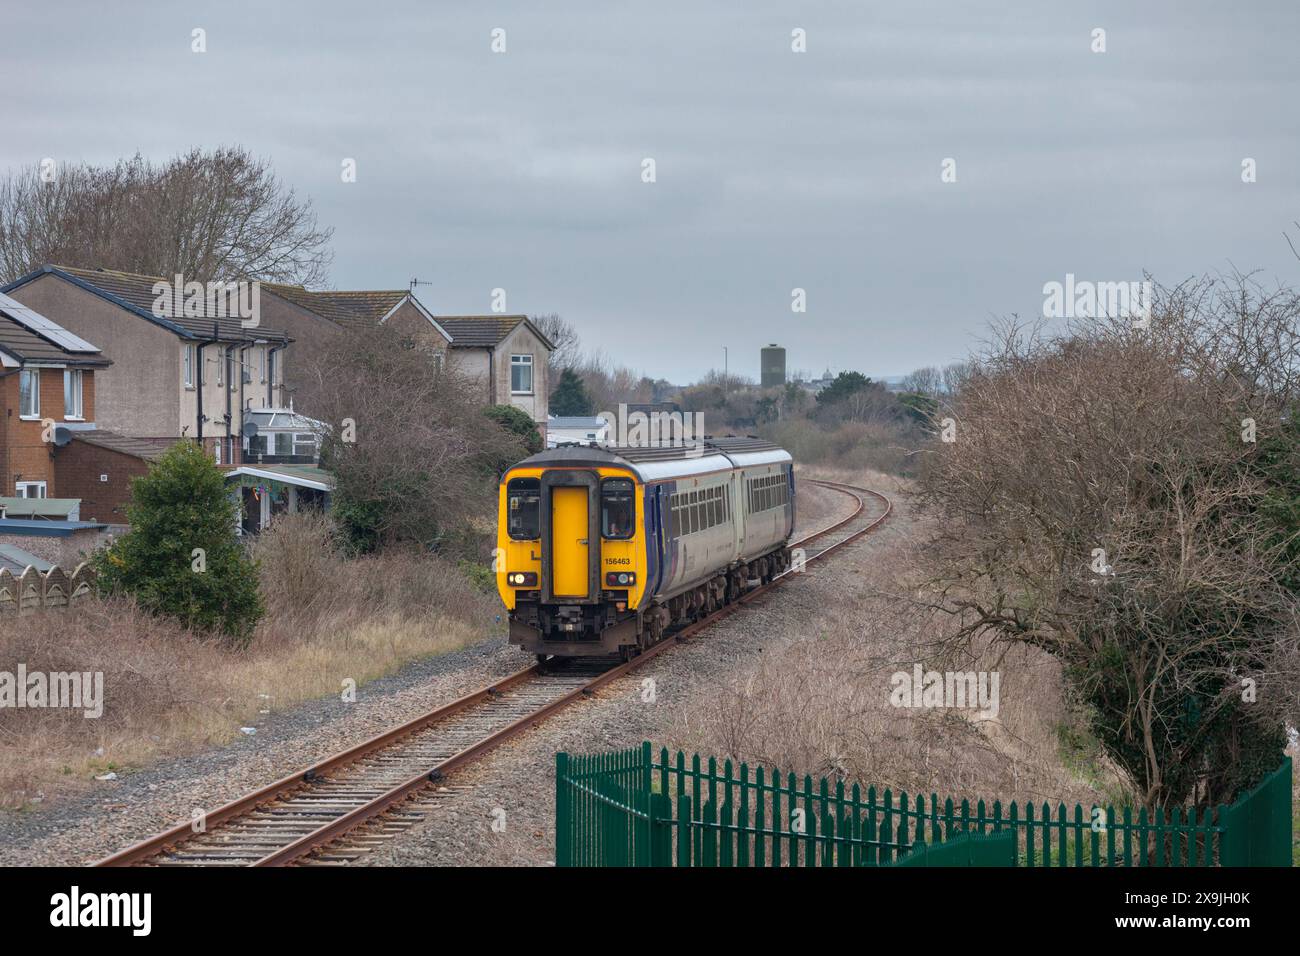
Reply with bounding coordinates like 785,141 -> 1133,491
0,290 -> 101,353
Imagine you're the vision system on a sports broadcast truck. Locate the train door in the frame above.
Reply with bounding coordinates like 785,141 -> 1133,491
551,486 -> 590,597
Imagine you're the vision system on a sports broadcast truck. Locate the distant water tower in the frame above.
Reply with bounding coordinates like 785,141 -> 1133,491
760,343 -> 786,388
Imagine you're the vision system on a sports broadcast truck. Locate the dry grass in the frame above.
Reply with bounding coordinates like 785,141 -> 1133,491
0,513 -> 499,809
669,478 -> 1121,811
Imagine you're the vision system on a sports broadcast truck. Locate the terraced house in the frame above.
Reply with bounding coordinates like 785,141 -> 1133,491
0,291 -> 111,499
1,265 -> 290,465
255,284 -> 554,439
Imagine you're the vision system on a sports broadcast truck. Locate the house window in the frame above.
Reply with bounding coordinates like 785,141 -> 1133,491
511,354 -> 533,394
18,369 -> 39,418
242,349 -> 252,384
183,345 -> 196,388
16,481 -> 47,499
216,351 -> 223,387
64,370 -> 84,419
258,348 -> 266,383
228,352 -> 236,391
267,350 -> 277,393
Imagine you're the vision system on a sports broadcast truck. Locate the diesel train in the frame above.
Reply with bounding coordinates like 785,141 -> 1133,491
495,437 -> 795,660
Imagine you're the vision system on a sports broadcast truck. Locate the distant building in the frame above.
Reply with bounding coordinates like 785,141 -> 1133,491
760,344 -> 786,388
797,368 -> 836,396
546,415 -> 610,447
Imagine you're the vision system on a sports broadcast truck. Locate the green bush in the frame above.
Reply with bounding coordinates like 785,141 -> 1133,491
93,441 -> 263,644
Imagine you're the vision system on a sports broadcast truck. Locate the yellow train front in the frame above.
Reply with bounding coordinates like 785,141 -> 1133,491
496,439 -> 795,660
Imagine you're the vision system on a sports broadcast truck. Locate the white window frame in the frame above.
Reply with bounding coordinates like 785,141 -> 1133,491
63,369 -> 84,420
511,354 -> 533,395
18,369 -> 39,419
215,350 -> 223,387
16,480 -> 47,499
183,345 -> 196,388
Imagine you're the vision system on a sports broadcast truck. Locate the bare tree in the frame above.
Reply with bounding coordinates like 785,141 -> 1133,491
899,365 -> 944,396
917,275 -> 1300,811
299,325 -> 527,553
0,148 -> 333,284
530,313 -> 581,372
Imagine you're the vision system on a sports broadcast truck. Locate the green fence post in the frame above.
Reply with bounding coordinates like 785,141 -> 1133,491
676,792 -> 692,867
634,742 -> 652,867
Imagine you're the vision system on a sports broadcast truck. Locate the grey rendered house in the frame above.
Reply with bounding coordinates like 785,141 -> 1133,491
255,284 -> 555,438
0,265 -> 290,466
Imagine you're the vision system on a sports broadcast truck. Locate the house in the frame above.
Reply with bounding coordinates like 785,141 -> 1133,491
52,431 -> 179,525
0,290 -> 111,500
252,285 -> 554,439
546,415 -> 610,447
0,265 -> 291,466
437,316 -> 554,436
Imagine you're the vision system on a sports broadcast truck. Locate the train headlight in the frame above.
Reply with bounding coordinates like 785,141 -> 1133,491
507,572 -> 538,587
605,572 -> 636,587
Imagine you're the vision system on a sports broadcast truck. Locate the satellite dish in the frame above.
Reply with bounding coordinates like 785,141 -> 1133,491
241,420 -> 259,439
53,426 -> 73,447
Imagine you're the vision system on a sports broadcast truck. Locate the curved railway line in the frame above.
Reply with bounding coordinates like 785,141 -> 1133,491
96,479 -> 890,867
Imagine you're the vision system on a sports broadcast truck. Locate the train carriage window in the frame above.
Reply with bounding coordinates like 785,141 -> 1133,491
601,479 -> 635,539
506,478 -> 541,539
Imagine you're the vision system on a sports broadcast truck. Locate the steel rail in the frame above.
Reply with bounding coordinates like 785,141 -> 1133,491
96,478 -> 887,867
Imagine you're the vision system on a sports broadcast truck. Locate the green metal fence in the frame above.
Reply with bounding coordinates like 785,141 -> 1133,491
555,742 -> 1293,867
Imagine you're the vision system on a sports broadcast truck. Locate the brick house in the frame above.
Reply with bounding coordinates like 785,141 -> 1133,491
0,291 -> 111,499
1,265 -> 291,466
255,284 -> 554,439
52,431 -> 178,525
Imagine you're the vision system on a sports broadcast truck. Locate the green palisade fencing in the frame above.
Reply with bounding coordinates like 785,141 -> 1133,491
555,744 -> 1293,868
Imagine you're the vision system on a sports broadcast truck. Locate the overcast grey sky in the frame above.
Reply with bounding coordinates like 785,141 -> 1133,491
3,1 -> 1298,383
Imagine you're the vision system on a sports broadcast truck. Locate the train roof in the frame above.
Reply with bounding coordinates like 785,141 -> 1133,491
509,437 -> 792,481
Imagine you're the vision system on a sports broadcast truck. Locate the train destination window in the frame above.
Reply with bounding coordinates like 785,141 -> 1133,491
601,479 -> 634,539
507,478 -> 541,539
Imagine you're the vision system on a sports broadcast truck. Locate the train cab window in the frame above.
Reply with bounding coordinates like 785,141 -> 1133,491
507,478 -> 541,539
601,479 -> 635,539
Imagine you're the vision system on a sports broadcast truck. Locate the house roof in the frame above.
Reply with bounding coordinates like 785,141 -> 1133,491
0,543 -> 52,574
226,463 -> 333,491
0,294 -> 111,368
261,284 -> 460,342
261,284 -> 409,329
0,518 -> 108,537
1,265 -> 290,344
71,430 -> 179,462
436,315 -> 554,350
547,416 -> 608,429
0,496 -> 80,519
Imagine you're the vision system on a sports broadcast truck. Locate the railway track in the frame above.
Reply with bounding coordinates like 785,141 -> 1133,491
96,479 -> 890,867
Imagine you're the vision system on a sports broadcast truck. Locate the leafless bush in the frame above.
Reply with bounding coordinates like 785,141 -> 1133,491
298,323 -> 527,553
917,273 -> 1300,809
